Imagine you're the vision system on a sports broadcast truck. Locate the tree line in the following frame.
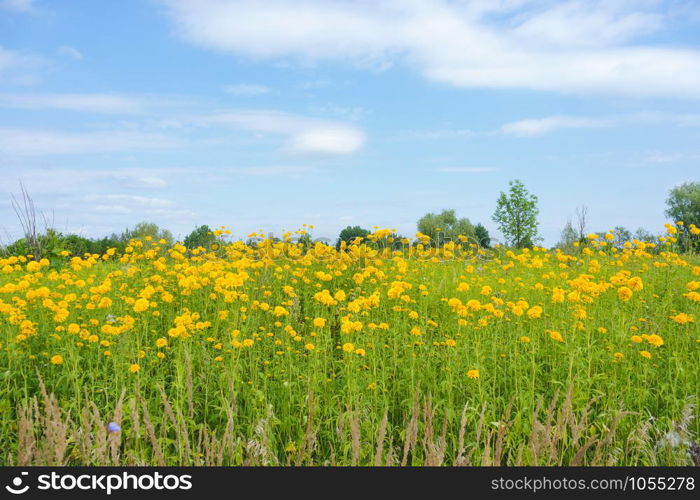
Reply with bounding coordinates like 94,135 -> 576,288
2,180 -> 700,258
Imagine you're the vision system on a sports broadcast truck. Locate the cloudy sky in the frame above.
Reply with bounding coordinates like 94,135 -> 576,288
1,0 -> 700,245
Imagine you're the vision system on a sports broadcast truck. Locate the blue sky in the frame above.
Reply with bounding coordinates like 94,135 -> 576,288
1,0 -> 700,246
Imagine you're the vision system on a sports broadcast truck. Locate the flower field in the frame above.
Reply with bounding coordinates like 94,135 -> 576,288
0,227 -> 698,466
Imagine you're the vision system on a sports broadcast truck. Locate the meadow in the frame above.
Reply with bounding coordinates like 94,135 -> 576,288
0,226 -> 698,466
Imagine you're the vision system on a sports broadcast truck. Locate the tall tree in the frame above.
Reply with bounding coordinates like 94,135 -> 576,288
558,219 -> 578,249
492,180 -> 540,248
665,181 -> 700,251
119,222 -> 173,245
612,226 -> 632,248
416,209 -> 475,246
336,226 -> 370,249
474,223 -> 491,248
633,228 -> 656,243
184,225 -> 217,249
575,205 -> 588,243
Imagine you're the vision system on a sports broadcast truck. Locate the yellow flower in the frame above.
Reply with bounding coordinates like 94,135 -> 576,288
156,338 -> 167,348
342,342 -> 354,353
548,330 -> 564,342
618,286 -> 633,302
520,336 -> 530,343
354,348 -> 366,356
128,363 -> 140,373
304,343 -> 315,351
631,335 -> 643,343
50,354 -> 64,365
639,350 -> 652,359
446,338 -> 456,347
467,369 -> 480,379
526,305 -> 543,319
312,317 -> 326,328
671,313 -> 694,324
645,334 -> 664,347
273,306 -> 289,317
133,298 -> 149,313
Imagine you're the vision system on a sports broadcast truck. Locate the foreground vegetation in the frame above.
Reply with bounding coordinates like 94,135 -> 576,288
0,226 -> 698,465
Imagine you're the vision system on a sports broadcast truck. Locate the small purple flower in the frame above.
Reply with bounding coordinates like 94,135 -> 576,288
108,422 -> 121,433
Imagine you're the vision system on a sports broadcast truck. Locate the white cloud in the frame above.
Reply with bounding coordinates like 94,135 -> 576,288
9,168 -> 172,195
0,46 -> 42,83
0,93 -> 149,114
501,116 -> 614,136
0,128 -> 181,155
118,175 -> 169,188
86,194 -> 196,218
159,0 -> 700,98
0,0 -> 34,12
198,109 -> 365,154
286,128 -> 364,154
56,46 -> 84,60
512,2 -> 664,48
86,194 -> 176,209
0,105 -> 364,155
224,83 -> 271,96
501,111 -> 700,136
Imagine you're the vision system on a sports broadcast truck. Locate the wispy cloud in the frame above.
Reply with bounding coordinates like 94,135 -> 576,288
0,46 -> 42,84
501,116 -> 614,136
197,109 -> 365,154
224,83 -> 271,96
56,46 -> 84,60
160,0 -> 700,98
7,168 -> 174,198
501,112 -> 700,136
0,104 -> 366,155
0,0 -> 34,12
85,194 -> 175,209
84,194 -> 196,218
0,128 -> 181,155
0,93 -> 150,114
0,92 -> 195,114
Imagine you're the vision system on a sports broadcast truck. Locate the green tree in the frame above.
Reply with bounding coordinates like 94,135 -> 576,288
474,223 -> 491,248
665,181 -> 700,251
633,228 -> 656,243
492,180 -> 540,248
417,209 -> 475,246
184,225 -> 217,250
336,226 -> 370,249
60,234 -> 94,256
612,226 -> 632,248
119,222 -> 173,245
557,219 -> 578,249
